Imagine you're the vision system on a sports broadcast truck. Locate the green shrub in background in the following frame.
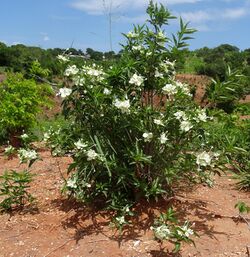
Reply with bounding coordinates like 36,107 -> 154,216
205,66 -> 249,113
0,73 -> 53,145
204,111 -> 250,190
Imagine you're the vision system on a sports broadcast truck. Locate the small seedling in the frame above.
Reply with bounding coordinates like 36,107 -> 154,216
0,170 -> 35,212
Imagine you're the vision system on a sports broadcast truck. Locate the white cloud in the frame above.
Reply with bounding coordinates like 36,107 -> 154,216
180,6 -> 249,24
222,8 -> 248,19
70,0 -> 201,15
180,10 -> 213,23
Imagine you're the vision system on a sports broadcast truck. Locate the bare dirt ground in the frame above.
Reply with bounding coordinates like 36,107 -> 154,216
176,74 -> 211,105
0,149 -> 249,257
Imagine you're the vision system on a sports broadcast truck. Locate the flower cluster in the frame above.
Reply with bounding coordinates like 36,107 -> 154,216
177,221 -> 194,238
174,111 -> 193,132
57,54 -> 69,62
162,81 -> 192,97
82,64 -> 106,81
4,145 -> 15,156
74,140 -> 88,150
129,73 -> 144,87
86,149 -> 99,161
196,151 -> 219,168
18,149 -> 38,163
64,65 -> 79,76
152,224 -> 171,240
58,87 -> 72,98
114,99 -> 131,113
143,132 -> 153,142
127,31 -> 139,38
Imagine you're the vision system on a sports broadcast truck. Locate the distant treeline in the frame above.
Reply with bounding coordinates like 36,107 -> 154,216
182,44 -> 250,79
0,41 -> 250,79
0,42 -> 119,75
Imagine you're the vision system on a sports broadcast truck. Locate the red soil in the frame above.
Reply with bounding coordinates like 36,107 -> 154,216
0,149 -> 249,257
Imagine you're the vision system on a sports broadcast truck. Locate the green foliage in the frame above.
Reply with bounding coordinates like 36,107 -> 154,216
181,52 -> 204,74
28,60 -> 50,80
151,208 -> 196,252
0,170 -> 35,212
56,0 -> 220,215
194,44 -> 248,80
0,73 -> 53,142
233,103 -> 250,116
235,201 -> 250,214
204,112 -> 250,190
205,66 -> 248,113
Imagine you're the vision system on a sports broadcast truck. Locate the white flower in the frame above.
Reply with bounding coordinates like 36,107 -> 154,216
175,81 -> 192,96
114,99 -> 131,114
57,54 -> 69,62
18,149 -> 38,163
73,76 -> 85,86
66,178 -> 77,189
155,69 -> 164,78
164,59 -> 175,67
20,133 -> 29,140
103,88 -> 111,95
196,151 -> 212,167
195,109 -> 208,122
132,45 -> 143,51
160,133 -> 168,144
178,222 -> 194,238
157,30 -> 166,40
154,119 -> 164,126
43,132 -> 50,142
143,132 -> 153,142
64,65 -> 79,76
86,149 -> 98,161
127,31 -> 139,38
58,87 -> 72,98
129,73 -> 144,87
4,145 -> 15,154
146,51 -> 152,57
115,215 -> 126,225
162,84 -> 177,95
174,111 -> 187,121
74,140 -> 87,150
152,224 -> 171,240
180,120 -> 193,132
86,68 -> 104,77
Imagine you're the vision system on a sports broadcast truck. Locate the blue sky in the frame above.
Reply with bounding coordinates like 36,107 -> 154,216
0,0 -> 249,52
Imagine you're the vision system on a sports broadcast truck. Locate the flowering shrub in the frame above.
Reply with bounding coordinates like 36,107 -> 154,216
57,2 -> 220,212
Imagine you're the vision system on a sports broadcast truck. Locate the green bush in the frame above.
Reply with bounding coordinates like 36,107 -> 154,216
204,111 -> 250,189
0,73 -> 53,144
205,66 -> 248,113
54,2 -> 221,216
